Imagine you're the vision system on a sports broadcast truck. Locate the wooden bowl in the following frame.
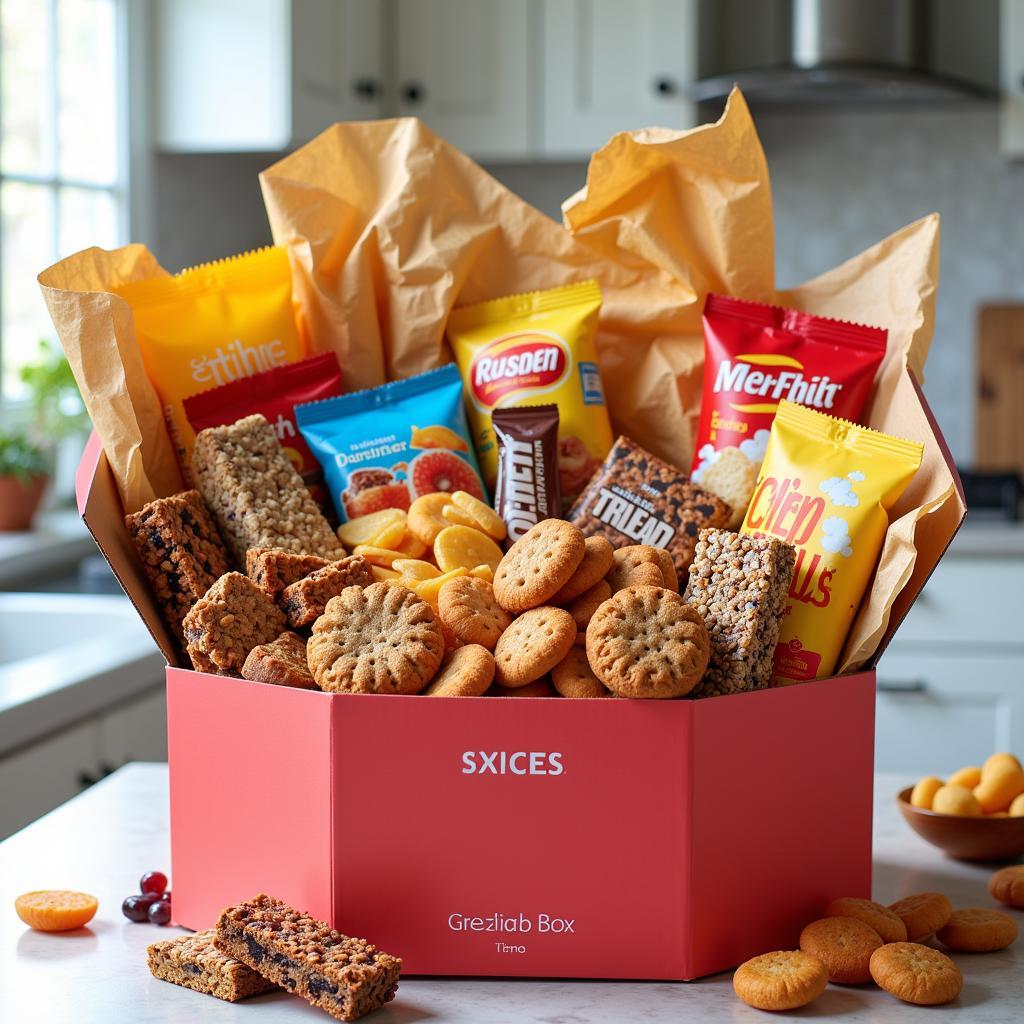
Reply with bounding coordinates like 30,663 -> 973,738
897,787 -> 1024,861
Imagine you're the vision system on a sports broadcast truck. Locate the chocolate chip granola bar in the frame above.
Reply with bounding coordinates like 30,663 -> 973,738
125,490 -> 230,643
183,571 -> 287,675
280,555 -> 374,628
214,894 -> 401,1022
192,414 -> 345,565
683,528 -> 795,698
147,929 -> 276,1002
246,547 -> 333,599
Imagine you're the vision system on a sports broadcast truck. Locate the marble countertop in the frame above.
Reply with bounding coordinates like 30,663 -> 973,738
1,764 -> 1021,1023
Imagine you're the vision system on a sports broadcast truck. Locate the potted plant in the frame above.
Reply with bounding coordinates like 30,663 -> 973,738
0,430 -> 49,530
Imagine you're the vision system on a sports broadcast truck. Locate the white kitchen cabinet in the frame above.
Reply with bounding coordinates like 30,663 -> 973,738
1001,0 -> 1024,156
395,0 -> 532,158
541,0 -> 698,159
98,689 -> 169,767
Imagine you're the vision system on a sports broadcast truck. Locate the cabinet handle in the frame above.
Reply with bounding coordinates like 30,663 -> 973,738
877,679 -> 929,694
653,77 -> 678,97
401,81 -> 426,105
352,77 -> 381,101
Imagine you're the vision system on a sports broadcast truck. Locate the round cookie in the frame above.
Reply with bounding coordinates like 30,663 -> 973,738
605,545 -> 665,594
437,575 -> 511,649
493,606 -> 576,687
937,908 -> 1019,952
989,864 -> 1024,908
493,520 -> 585,613
307,582 -> 444,695
869,943 -> 963,1005
799,916 -> 882,984
586,586 -> 709,699
551,536 -> 615,604
489,678 -> 557,698
651,547 -> 678,592
887,892 -> 953,942
423,644 -> 495,697
732,950 -> 828,1011
551,647 -> 611,699
567,579 -> 611,634
826,897 -> 908,943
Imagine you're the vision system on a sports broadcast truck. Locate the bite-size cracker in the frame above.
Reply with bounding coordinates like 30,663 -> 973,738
567,579 -> 611,634
587,586 -> 709,699
799,916 -> 882,985
241,631 -> 315,689
307,582 -> 444,694
493,606 -> 576,687
437,576 -> 511,649
869,943 -> 962,1006
423,645 -> 495,696
605,545 -> 666,594
826,897 -> 907,943
733,951 -> 828,1012
551,647 -> 611,699
493,519 -> 585,613
183,572 -> 287,675
147,928 -> 276,1002
989,865 -> 1024,908
279,555 -> 374,628
551,536 -> 614,604
701,446 -> 758,529
887,892 -> 952,942
936,908 -> 1019,952
245,547 -> 331,599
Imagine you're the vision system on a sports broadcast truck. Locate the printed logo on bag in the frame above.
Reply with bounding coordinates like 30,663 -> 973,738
588,485 -> 675,548
461,751 -> 564,776
713,353 -> 842,414
469,332 -> 571,410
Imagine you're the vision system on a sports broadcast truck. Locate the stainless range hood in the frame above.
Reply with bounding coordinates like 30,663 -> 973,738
694,0 -> 1000,105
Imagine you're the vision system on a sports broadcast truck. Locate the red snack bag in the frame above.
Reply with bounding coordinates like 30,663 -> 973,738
692,295 -> 885,486
184,352 -> 343,513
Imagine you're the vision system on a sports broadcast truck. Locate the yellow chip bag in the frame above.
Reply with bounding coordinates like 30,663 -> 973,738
446,279 -> 613,503
741,400 -> 923,684
114,246 -> 306,475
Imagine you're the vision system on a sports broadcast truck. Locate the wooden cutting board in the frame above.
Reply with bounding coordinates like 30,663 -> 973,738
977,305 -> 1024,474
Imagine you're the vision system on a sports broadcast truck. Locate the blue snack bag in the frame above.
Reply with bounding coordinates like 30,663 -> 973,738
296,364 -> 486,523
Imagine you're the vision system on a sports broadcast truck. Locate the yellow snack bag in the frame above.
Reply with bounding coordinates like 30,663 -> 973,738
115,246 -> 306,474
741,400 -> 923,684
446,279 -> 613,503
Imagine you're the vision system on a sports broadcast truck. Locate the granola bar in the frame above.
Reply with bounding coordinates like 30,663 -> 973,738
147,929 -> 276,1002
125,490 -> 230,643
242,631 -> 316,688
683,528 -> 795,698
567,435 -> 732,581
192,414 -> 345,565
246,547 -> 333,599
214,894 -> 401,1022
280,555 -> 374,628
183,572 -> 287,675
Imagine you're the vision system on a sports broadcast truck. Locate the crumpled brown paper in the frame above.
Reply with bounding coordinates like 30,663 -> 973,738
40,87 -> 961,671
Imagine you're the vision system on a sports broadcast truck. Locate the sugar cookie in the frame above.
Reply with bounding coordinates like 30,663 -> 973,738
732,950 -> 828,1011
869,943 -> 962,1005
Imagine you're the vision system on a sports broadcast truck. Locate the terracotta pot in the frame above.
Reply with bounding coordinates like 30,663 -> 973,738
0,474 -> 49,531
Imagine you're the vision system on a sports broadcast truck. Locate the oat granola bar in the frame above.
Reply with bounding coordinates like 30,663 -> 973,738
246,547 -> 333,599
242,631 -> 316,688
147,929 -> 276,1002
280,555 -> 374,628
125,490 -> 230,643
192,414 -> 345,565
683,528 -> 795,697
214,894 -> 401,1022
183,571 -> 287,675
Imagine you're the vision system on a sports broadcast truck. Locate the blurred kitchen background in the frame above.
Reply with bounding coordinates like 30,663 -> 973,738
1,0 -> 1023,837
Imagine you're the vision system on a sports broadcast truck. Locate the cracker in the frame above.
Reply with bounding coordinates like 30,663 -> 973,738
799,916 -> 882,984
551,536 -> 614,604
887,892 -> 952,942
701,446 -> 758,529
551,647 -> 611,699
423,645 -> 495,697
826,897 -> 907,944
937,908 -> 1018,952
307,582 -> 444,694
493,519 -> 585,613
242,631 -> 315,689
493,606 -> 576,687
437,576 -> 511,650
566,579 -> 611,634
605,545 -> 666,594
586,585 -> 709,699
869,943 -> 962,1005
245,547 -> 331,599
183,572 -> 287,675
989,865 -> 1024,908
280,556 -> 374,628
732,950 -> 828,1012
147,928 -> 276,1002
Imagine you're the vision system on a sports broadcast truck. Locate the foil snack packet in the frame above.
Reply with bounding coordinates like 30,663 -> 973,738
295,364 -> 485,524
693,294 -> 886,491
493,404 -> 561,542
183,352 -> 343,514
114,246 -> 306,476
741,400 -> 923,684
446,279 -> 613,505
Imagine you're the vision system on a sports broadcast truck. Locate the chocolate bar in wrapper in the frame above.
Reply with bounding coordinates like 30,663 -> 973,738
493,405 -> 561,542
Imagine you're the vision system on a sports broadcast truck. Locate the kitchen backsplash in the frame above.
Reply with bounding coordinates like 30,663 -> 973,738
154,108 -> 1024,467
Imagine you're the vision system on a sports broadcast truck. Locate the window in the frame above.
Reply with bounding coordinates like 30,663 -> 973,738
0,0 -> 127,401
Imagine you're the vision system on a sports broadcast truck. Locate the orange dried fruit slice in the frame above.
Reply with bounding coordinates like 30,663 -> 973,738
469,564 -> 494,583
392,532 -> 428,559
368,519 -> 408,550
434,525 -> 504,574
408,493 -> 455,545
452,490 -> 507,541
410,567 -> 469,608
15,890 -> 98,932
352,544 -> 404,568
410,424 -> 469,452
337,509 -> 406,549
370,565 -> 402,582
441,503 -> 481,528
393,559 -> 441,581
